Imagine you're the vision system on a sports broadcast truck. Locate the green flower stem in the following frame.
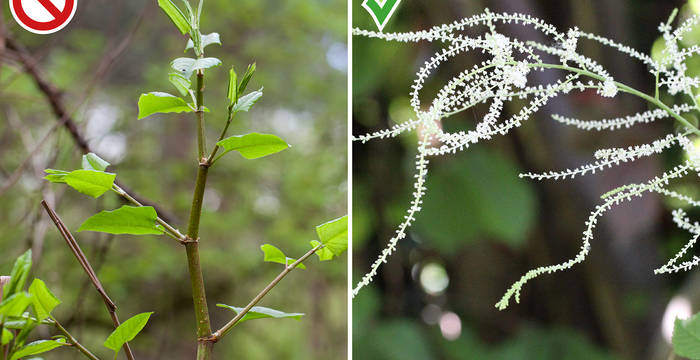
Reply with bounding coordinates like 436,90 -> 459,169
52,317 -> 100,360
211,244 -> 323,341
112,184 -> 185,242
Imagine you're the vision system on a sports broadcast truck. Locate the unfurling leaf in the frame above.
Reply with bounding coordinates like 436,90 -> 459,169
138,92 -> 193,119
232,88 -> 263,113
171,57 -> 222,78
104,312 -> 153,355
4,250 -> 32,297
672,313 -> 700,359
186,32 -> 221,51
9,339 -> 67,360
312,215 -> 348,261
44,169 -> 70,183
260,244 -> 305,269
1,329 -> 12,345
238,62 -> 256,96
78,206 -> 164,235
81,153 -> 110,171
169,72 -> 192,97
28,279 -> 61,321
64,170 -> 116,198
157,0 -> 191,35
227,67 -> 238,107
216,304 -> 304,325
216,133 -> 289,160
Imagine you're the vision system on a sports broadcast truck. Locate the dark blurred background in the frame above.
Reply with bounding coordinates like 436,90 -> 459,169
352,0 -> 700,359
0,0 -> 347,359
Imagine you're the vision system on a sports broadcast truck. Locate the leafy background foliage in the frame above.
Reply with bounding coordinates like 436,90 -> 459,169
353,0 -> 700,359
0,0 -> 346,358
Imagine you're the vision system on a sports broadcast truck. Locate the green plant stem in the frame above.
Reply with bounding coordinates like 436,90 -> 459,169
211,244 -> 323,341
206,108 -> 235,164
112,184 -> 185,242
52,317 -> 100,360
196,72 -> 207,160
187,64 -> 213,358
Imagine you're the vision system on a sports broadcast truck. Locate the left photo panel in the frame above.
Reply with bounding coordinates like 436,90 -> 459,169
0,1 -> 347,359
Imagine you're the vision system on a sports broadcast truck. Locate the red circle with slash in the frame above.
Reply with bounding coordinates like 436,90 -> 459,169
10,0 -> 77,34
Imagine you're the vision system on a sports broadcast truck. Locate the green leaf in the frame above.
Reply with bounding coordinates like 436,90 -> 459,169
232,88 -> 263,113
1,329 -> 12,346
78,206 -> 164,235
238,62 -> 256,96
171,57 -> 222,78
309,240 -> 333,261
227,67 -> 238,107
157,0 -> 191,34
216,133 -> 289,160
216,304 -> 304,325
81,153 -> 109,171
0,293 -> 32,317
104,312 -> 153,353
10,339 -> 67,360
28,279 -> 60,321
4,250 -> 32,297
260,244 -> 305,269
13,318 -> 37,348
44,169 -> 69,183
64,170 -> 116,198
137,92 -> 193,119
168,72 -> 191,97
673,314 -> 700,359
186,32 -> 221,51
313,215 -> 348,260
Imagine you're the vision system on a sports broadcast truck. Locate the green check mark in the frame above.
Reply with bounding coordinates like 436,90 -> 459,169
361,0 -> 402,32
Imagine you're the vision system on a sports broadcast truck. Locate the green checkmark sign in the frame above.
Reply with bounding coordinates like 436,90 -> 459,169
361,0 -> 402,32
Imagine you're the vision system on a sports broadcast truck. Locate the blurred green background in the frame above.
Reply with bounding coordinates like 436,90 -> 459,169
353,0 -> 700,359
0,0 -> 347,359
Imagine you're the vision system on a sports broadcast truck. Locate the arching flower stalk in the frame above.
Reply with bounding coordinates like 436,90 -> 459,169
353,8 -> 700,309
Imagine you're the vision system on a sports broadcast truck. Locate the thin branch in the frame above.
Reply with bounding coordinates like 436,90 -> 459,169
210,244 -> 323,341
52,317 -> 101,360
40,200 -> 136,360
112,184 -> 186,243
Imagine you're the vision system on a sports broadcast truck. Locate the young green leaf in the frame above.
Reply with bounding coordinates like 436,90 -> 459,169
216,133 -> 290,160
64,170 -> 116,198
216,304 -> 304,325
9,339 -> 67,360
673,314 -> 700,358
138,92 -> 193,119
4,250 -> 32,297
81,153 -> 110,172
1,329 -> 12,345
312,215 -> 348,261
227,67 -> 238,107
260,244 -> 306,269
309,240 -> 334,261
232,88 -> 263,113
169,72 -> 192,97
104,312 -> 153,354
171,57 -> 222,78
44,169 -> 70,183
13,318 -> 37,348
0,293 -> 32,317
157,0 -> 191,34
238,62 -> 256,96
28,279 -> 60,321
186,32 -> 221,51
78,206 -> 164,235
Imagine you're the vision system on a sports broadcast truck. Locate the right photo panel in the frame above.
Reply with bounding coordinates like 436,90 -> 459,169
352,0 -> 700,359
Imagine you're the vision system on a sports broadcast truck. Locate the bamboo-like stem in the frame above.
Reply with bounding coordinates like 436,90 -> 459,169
53,317 -> 101,360
40,201 -> 135,360
196,72 -> 207,160
211,244 -> 322,341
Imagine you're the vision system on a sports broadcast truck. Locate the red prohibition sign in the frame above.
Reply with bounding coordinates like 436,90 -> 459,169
10,0 -> 77,34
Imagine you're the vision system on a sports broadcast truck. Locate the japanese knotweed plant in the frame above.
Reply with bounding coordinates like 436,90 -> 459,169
7,1 -> 349,359
352,8 -> 700,310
